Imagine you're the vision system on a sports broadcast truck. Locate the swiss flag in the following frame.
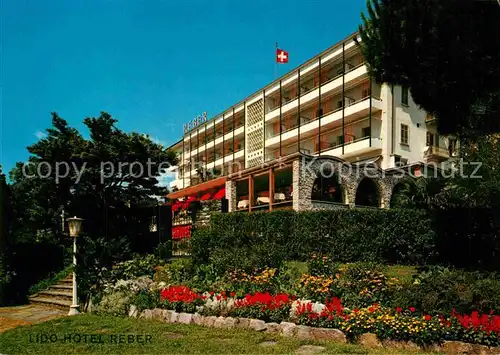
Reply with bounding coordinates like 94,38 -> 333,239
276,48 -> 289,63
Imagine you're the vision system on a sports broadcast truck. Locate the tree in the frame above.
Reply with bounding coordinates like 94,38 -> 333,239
0,166 -> 10,305
358,0 -> 500,135
6,112 -> 178,304
390,176 -> 450,210
10,112 -> 178,240
448,134 -> 500,208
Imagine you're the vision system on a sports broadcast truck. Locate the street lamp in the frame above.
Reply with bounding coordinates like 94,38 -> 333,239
67,216 -> 83,316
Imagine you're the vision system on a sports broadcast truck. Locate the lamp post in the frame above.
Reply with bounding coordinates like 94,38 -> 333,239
67,216 -> 83,316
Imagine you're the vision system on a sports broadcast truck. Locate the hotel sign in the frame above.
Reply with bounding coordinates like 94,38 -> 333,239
184,112 -> 208,133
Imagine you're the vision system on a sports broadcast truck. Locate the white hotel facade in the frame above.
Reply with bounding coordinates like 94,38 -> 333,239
166,32 -> 453,212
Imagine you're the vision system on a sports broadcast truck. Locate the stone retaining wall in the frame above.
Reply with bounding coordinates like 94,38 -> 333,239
130,306 -> 500,354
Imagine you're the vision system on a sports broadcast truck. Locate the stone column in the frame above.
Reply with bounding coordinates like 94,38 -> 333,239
225,180 -> 236,212
292,159 -> 301,211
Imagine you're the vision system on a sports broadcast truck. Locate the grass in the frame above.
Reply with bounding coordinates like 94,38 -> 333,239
384,265 -> 417,283
0,314 -> 426,354
28,266 -> 72,296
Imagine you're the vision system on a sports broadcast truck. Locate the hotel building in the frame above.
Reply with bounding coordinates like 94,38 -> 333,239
166,32 -> 454,217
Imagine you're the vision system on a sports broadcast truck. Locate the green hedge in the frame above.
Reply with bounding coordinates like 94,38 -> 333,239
192,209 -> 437,274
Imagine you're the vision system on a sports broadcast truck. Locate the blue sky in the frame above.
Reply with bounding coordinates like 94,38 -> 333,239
1,0 -> 366,175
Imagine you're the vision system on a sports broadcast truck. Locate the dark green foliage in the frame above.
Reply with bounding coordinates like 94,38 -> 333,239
76,234 -> 132,310
3,240 -> 71,305
358,0 -> 500,135
391,266 -> 500,314
433,208 -> 500,271
28,266 -> 72,296
191,209 -> 437,273
109,254 -> 160,281
132,290 -> 160,312
0,168 -> 9,305
4,112 -> 177,304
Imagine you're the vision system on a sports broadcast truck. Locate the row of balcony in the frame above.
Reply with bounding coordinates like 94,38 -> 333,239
181,48 -> 367,149
184,126 -> 245,158
265,61 -> 371,121
184,111 -> 245,147
265,96 -> 382,149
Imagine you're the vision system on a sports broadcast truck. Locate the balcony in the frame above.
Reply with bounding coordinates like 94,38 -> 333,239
265,95 -> 383,149
424,145 -> 449,162
265,63 -> 369,121
189,149 -> 244,176
425,113 -> 436,124
186,126 -> 244,158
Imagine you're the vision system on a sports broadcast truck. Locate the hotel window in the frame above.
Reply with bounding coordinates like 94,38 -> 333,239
400,124 -> 409,145
401,86 -> 409,106
395,155 -> 408,167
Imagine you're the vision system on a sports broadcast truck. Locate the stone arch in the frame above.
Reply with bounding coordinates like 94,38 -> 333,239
296,156 -> 355,210
311,171 -> 344,203
389,178 -> 416,208
355,177 -> 381,207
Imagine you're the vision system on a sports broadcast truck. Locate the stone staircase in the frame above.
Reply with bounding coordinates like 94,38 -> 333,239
29,275 -> 73,310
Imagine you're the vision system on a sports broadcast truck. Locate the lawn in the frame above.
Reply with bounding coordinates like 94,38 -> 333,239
0,314 -> 425,354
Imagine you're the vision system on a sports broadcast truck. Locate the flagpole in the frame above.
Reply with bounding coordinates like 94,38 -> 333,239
275,42 -> 278,79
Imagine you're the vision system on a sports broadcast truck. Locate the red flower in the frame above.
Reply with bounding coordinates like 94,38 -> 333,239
234,292 -> 292,312
159,286 -> 200,303
230,292 -> 236,297
353,308 -> 359,314
395,307 -> 403,313
409,307 -> 416,313
424,315 -> 432,321
368,306 -> 376,313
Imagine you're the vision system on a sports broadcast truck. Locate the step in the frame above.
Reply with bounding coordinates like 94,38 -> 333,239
30,297 -> 72,309
37,290 -> 72,300
56,279 -> 73,286
49,284 -> 73,291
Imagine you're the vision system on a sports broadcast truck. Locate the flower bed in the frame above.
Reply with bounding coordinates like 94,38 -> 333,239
230,292 -> 292,323
150,286 -> 500,348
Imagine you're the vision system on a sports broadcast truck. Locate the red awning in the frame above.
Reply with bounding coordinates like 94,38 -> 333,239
200,192 -> 212,201
166,176 -> 226,200
172,225 -> 191,240
213,187 -> 226,200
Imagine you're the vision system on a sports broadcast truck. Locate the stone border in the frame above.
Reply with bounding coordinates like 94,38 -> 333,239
130,307 -> 500,354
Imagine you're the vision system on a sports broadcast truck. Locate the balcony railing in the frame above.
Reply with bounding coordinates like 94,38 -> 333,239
265,61 -> 367,112
425,145 -> 449,159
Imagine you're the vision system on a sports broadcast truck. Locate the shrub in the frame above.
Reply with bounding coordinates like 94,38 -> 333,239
132,290 -> 160,311
96,291 -> 132,316
110,254 -> 159,281
154,259 -> 195,285
434,208 -> 500,271
308,254 -> 340,276
191,209 -> 437,274
391,266 -> 500,314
